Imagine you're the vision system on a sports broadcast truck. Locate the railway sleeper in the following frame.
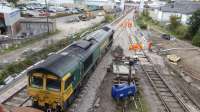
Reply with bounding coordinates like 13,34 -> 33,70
162,96 -> 179,102
149,77 -> 161,81
157,106 -> 167,112
155,84 -> 167,88
159,92 -> 173,97
165,102 -> 184,110
169,108 -> 185,112
153,80 -> 164,84
18,92 -> 28,97
158,88 -> 170,92
147,72 -> 159,76
12,97 -> 27,102
4,101 -> 20,107
6,98 -> 24,105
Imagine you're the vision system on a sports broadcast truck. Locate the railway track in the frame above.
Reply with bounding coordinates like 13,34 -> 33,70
125,24 -> 200,112
140,54 -> 200,112
2,86 -> 31,108
0,9 -> 134,111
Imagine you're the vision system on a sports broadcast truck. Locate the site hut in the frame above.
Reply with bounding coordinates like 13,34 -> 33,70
0,5 -> 21,35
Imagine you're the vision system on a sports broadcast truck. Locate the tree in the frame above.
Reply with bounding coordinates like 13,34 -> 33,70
192,29 -> 200,46
7,0 -> 19,6
187,9 -> 200,38
169,15 -> 181,31
141,9 -> 150,18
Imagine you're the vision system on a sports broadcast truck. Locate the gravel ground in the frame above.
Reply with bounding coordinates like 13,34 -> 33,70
95,72 -> 118,112
149,29 -> 200,105
150,29 -> 200,81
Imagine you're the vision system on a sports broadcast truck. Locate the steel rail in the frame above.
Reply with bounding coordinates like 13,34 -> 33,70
127,27 -> 199,112
2,86 -> 31,107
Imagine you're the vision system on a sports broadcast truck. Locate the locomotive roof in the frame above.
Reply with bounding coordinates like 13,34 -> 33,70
85,26 -> 113,42
27,26 -> 113,78
28,53 -> 79,78
28,40 -> 97,78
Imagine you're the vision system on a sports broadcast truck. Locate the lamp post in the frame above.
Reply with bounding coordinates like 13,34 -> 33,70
45,0 -> 49,33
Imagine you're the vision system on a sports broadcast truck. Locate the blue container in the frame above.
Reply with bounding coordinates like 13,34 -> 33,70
111,82 -> 137,100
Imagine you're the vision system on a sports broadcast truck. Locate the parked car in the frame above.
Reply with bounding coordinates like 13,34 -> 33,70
55,6 -> 65,12
48,8 -> 57,13
18,7 -> 27,15
26,5 -> 35,10
68,8 -> 79,14
49,6 -> 65,12
39,12 -> 50,17
75,7 -> 83,13
161,34 -> 171,40
65,8 -> 72,14
23,12 -> 34,17
72,9 -> 79,14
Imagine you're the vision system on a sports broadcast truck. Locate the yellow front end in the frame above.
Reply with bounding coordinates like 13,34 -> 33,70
27,73 -> 63,110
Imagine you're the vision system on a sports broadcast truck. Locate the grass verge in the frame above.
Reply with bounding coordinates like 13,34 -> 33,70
0,30 -> 60,55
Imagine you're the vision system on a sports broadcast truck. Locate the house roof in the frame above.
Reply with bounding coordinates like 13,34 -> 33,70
160,1 -> 200,14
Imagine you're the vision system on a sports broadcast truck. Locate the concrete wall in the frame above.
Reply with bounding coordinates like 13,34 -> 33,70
20,20 -> 56,36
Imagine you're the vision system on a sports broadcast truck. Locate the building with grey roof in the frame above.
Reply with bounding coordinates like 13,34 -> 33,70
160,1 -> 200,14
149,1 -> 200,24
0,5 -> 21,35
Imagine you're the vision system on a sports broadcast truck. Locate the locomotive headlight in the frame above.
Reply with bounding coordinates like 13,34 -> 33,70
56,102 -> 62,111
33,96 -> 39,101
57,103 -> 61,106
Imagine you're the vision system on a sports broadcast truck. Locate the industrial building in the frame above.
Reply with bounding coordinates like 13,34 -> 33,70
0,5 -> 21,35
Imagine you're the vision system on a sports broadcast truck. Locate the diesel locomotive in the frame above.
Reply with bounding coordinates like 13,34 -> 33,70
27,25 -> 114,111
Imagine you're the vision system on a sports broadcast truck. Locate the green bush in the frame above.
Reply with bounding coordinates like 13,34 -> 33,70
140,23 -> 147,29
168,16 -> 181,31
187,9 -> 200,38
192,30 -> 200,46
174,25 -> 188,38
137,19 -> 147,29
105,14 -> 115,23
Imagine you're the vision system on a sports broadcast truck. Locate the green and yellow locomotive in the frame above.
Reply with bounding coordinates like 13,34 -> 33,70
27,26 -> 114,111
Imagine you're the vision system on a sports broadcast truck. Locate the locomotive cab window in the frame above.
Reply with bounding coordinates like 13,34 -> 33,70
30,75 -> 43,88
65,75 -> 73,90
47,78 -> 61,91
